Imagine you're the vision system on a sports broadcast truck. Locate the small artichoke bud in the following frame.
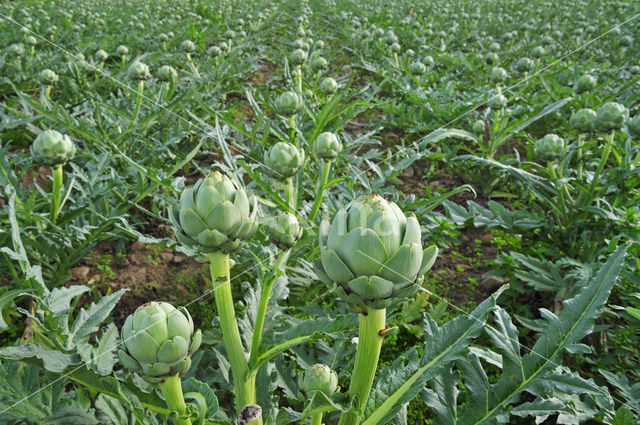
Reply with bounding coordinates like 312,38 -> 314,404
8,43 -> 25,57
170,171 -> 258,253
595,102 -> 629,132
95,49 -> 108,62
628,115 -> 640,139
207,45 -> 222,57
315,40 -> 325,50
38,69 -> 58,85
298,364 -> 338,398
484,52 -> 498,65
576,74 -> 597,94
389,42 -> 401,53
311,56 -> 328,71
26,36 -> 37,47
534,134 -> 565,162
408,61 -> 426,76
158,33 -> 169,43
570,108 -> 596,133
293,39 -> 305,49
264,141 -> 305,179
531,46 -> 545,58
275,91 -> 303,115
488,93 -> 507,109
266,212 -> 302,248
319,77 -> 338,95
490,67 -> 507,83
424,56 -> 434,66
405,48 -> 415,58
290,48 -> 308,66
472,120 -> 485,134
180,39 -> 196,53
118,302 -> 202,383
224,29 -> 236,40
31,129 -> 76,166
515,57 -> 534,73
115,45 -> 129,57
219,41 -> 229,51
128,61 -> 151,81
489,42 -> 501,52
619,35 -> 633,47
158,65 -> 177,82
630,65 -> 640,75
313,131 -> 342,159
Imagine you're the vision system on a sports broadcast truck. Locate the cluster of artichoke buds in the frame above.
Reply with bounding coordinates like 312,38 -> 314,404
316,194 -> 438,309
170,172 -> 258,253
118,302 -> 201,383
298,364 -> 339,398
31,129 -> 76,167
264,141 -> 305,179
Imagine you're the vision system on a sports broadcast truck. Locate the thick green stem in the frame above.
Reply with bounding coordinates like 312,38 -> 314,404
187,54 -> 201,78
209,252 -> 254,412
547,162 -> 568,226
50,164 -> 63,223
289,115 -> 296,144
576,133 -> 585,180
309,160 -> 332,221
284,177 -> 295,210
129,80 -> 145,129
311,412 -> 323,425
338,308 -> 386,425
587,131 -> 614,200
296,66 -> 303,93
249,249 -> 290,367
158,374 -> 192,425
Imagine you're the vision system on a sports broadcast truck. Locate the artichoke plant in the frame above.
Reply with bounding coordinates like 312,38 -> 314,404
31,129 -> 76,166
316,194 -> 437,309
118,302 -> 202,382
595,102 -> 629,132
128,61 -> 151,81
170,171 -> 258,253
298,364 -> 339,398
264,141 -> 305,179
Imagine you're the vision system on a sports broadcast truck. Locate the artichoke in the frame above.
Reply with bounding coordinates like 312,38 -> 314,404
319,77 -> 338,95
313,132 -> 342,159
408,61 -> 426,76
531,46 -> 545,58
128,61 -> 151,81
570,108 -> 596,133
628,115 -> 640,139
490,67 -> 507,83
534,134 -> 565,162
311,56 -> 328,71
31,129 -> 76,166
595,102 -> 629,132
576,74 -> 597,94
298,364 -> 338,398
264,142 -> 305,178
180,40 -> 196,53
266,212 -> 303,248
115,45 -> 129,56
26,36 -> 37,47
488,93 -> 507,109
472,120 -> 485,135
275,91 -> 303,115
157,65 -> 177,82
316,194 -> 438,309
95,49 -> 108,62
8,43 -> 25,57
290,48 -> 308,66
208,45 -> 222,57
515,57 -> 534,73
38,69 -> 58,85
118,302 -> 201,382
170,171 -> 258,253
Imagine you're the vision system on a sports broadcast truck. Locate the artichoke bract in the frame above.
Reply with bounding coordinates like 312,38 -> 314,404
264,141 -> 305,179
170,171 -> 258,253
31,129 -> 76,167
298,364 -> 338,398
316,194 -> 438,309
266,212 -> 302,248
118,302 -> 201,382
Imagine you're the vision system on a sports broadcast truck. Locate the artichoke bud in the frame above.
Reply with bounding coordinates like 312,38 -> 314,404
408,61 -> 426,76
472,120 -> 485,135
170,171 -> 258,253
128,61 -> 151,81
118,302 -> 201,382
311,56 -> 328,71
424,56 -> 435,66
313,132 -> 342,159
8,43 -> 25,57
115,45 -> 129,57
26,36 -> 37,47
290,48 -> 308,66
389,42 -> 401,53
488,93 -> 507,109
264,141 -> 305,179
208,45 -> 222,57
95,49 -> 108,62
158,65 -> 177,82
316,194 -> 438,309
275,91 -> 303,115
490,67 -> 507,83
576,74 -> 597,94
515,57 -> 534,72
38,69 -> 58,85
531,46 -> 545,58
180,40 -> 196,53
570,108 -> 596,133
298,364 -> 338,398
628,115 -> 640,139
266,212 -> 302,248
595,102 -> 629,132
31,129 -> 76,167
534,134 -> 565,162
319,77 -> 338,95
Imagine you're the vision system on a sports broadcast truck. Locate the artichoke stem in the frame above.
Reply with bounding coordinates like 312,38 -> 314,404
295,66 -> 303,93
309,160 -> 332,221
576,133 -> 585,180
289,115 -> 296,144
311,412 -> 323,425
50,164 -> 63,223
284,177 -> 295,210
586,131 -> 614,202
338,307 -> 386,425
158,374 -> 192,425
209,252 -> 254,412
129,80 -> 145,129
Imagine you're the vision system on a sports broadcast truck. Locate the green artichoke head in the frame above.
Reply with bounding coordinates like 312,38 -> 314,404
311,56 -> 328,71
319,77 -> 338,95
115,45 -> 129,57
95,49 -> 108,62
38,69 -> 58,85
316,194 -> 438,309
157,65 -> 177,82
490,67 -> 507,83
408,61 -> 426,76
298,364 -> 338,398
275,91 -> 303,115
595,102 -> 629,132
290,48 -> 308,66
313,132 -> 342,159
488,93 -> 507,109
576,74 -> 597,94
472,120 -> 485,135
31,129 -> 76,167
570,108 -> 596,133
628,115 -> 640,139
515,57 -> 534,73
534,133 -> 565,162
207,45 -> 222,57
180,40 -> 196,53
170,171 -> 258,253
8,43 -> 25,57
264,141 -> 305,179
128,61 -> 151,81
266,212 -> 303,248
118,302 -> 201,382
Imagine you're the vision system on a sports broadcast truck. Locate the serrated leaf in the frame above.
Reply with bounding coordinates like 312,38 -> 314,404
68,289 -> 126,347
